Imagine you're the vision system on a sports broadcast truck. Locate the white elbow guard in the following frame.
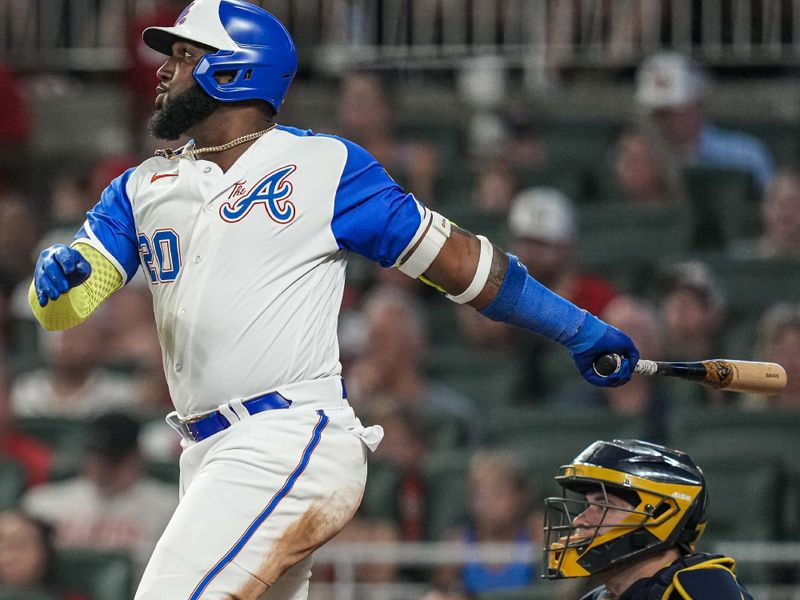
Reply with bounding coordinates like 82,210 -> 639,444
396,210 -> 451,278
445,235 -> 494,304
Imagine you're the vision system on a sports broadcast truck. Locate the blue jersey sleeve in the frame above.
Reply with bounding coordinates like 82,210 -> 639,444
328,137 -> 424,267
73,167 -> 140,282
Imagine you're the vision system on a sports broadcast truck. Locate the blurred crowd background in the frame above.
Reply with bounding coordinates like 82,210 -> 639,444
0,1 -> 799,599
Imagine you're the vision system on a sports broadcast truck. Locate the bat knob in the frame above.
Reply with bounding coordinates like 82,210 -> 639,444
593,354 -> 621,377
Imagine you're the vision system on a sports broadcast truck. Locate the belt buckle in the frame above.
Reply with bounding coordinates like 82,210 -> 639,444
166,412 -> 204,442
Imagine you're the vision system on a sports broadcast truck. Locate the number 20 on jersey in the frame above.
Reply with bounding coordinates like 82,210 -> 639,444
138,229 -> 182,284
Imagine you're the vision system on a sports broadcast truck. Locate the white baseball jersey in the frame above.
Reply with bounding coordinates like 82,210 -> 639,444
75,125 -> 427,417
73,125 -> 429,598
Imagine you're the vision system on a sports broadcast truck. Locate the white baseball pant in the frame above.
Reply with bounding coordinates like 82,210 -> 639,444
135,382 -> 380,600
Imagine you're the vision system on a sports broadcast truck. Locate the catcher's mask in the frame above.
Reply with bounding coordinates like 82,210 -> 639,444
543,439 -> 708,579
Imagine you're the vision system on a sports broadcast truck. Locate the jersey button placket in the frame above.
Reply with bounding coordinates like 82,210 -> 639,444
175,308 -> 187,373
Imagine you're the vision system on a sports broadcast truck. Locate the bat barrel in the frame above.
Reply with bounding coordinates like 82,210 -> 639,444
702,359 -> 787,394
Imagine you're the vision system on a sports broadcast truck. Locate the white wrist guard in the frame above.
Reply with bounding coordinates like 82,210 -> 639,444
396,210 -> 451,278
446,235 -> 494,304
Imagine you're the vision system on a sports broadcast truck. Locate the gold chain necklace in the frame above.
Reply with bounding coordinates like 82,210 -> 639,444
155,123 -> 277,160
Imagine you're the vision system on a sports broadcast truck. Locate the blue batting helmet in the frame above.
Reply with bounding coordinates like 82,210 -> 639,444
142,0 -> 297,112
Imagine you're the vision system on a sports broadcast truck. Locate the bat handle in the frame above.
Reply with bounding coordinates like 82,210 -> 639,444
592,354 -> 656,377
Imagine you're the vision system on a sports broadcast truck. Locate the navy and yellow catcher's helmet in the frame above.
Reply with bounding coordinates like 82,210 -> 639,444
543,439 -> 708,579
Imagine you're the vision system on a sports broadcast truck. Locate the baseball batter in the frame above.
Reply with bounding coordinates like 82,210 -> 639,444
28,1 -> 639,598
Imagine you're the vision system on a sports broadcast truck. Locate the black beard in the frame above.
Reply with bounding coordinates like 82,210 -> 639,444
148,83 -> 221,140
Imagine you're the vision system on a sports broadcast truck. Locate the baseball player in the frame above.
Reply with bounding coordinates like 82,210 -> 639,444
28,1 -> 639,598
543,439 -> 754,599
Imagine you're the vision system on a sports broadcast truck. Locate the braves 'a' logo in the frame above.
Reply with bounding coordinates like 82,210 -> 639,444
219,165 -> 297,224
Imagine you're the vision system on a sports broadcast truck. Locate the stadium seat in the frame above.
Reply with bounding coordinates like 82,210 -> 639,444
784,464 -> 800,541
425,297 -> 463,349
54,549 -> 135,600
425,345 -> 522,408
145,460 -> 180,486
15,417 -> 86,450
515,163 -> 597,204
670,408 -> 800,469
691,456 -> 784,544
359,459 -> 403,524
0,461 -> 26,510
484,407 -> 648,453
702,256 -> 800,324
669,408 -> 798,543
683,166 -> 759,251
716,121 -> 800,166
478,582 -> 575,600
576,203 -> 692,292
15,417 -> 88,454
0,590 -> 58,600
485,407 -> 654,499
540,120 -> 623,171
422,450 -> 471,540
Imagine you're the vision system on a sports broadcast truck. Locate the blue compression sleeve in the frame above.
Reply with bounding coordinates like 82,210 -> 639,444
479,253 -> 589,345
480,253 -> 639,387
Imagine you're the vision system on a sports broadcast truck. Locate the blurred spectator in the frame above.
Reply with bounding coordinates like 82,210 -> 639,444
557,296 -> 669,442
372,407 -> 431,542
496,102 -> 548,170
0,63 -> 32,189
436,451 -> 539,596
328,516 -> 402,584
39,156 -> 138,250
23,412 -> 177,576
348,286 -> 480,446
337,71 -> 438,202
471,162 -> 520,215
420,590 -> 471,600
610,127 -> 686,206
510,188 -> 618,400
2,265 -> 39,373
659,261 -> 726,361
635,51 -> 774,189
733,168 -> 800,259
744,303 -> 800,411
0,510 -> 88,600
457,304 -> 515,353
11,317 -> 140,417
509,188 -> 617,316
0,191 -> 40,286
0,270 -> 14,355
126,0 -> 186,147
0,359 -> 52,487
100,287 -> 158,368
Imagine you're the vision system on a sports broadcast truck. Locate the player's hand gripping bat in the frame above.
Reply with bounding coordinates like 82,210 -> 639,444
593,354 -> 787,395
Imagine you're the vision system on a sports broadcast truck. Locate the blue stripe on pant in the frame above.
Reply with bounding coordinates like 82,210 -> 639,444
189,409 -> 330,599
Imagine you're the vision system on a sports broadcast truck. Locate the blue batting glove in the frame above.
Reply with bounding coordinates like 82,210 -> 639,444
565,313 -> 639,387
34,244 -> 92,307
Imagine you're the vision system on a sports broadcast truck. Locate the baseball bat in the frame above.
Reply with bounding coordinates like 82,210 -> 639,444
593,354 -> 787,395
